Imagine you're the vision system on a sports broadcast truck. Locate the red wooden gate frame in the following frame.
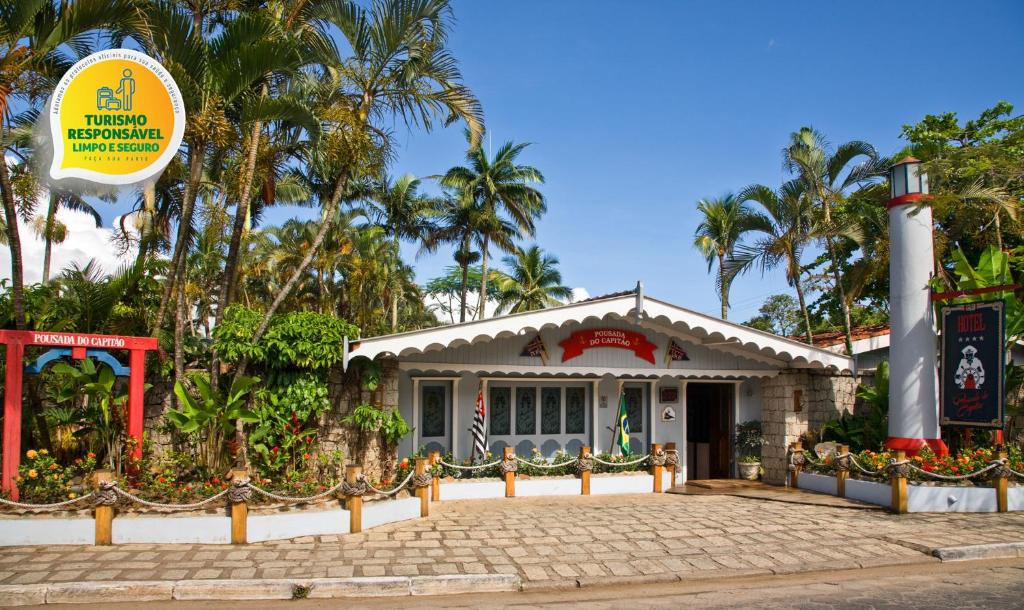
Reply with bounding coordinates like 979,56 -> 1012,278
0,330 -> 158,499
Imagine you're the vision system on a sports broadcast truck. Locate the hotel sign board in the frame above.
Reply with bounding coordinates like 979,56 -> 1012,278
940,300 -> 1004,428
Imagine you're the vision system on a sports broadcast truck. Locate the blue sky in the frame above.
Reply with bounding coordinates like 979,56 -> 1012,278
89,1 -> 1024,321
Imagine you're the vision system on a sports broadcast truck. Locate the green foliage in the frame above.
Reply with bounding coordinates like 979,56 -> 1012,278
167,375 -> 260,470
11,450 -> 97,504
734,420 -> 766,460
743,294 -> 802,336
213,306 -> 357,372
51,359 -> 143,471
820,362 -> 889,452
249,376 -> 332,475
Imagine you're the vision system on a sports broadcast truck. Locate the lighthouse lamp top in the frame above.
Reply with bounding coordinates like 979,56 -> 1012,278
889,156 -> 929,200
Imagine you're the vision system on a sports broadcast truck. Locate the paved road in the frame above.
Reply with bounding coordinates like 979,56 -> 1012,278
3,493 -> 1024,587
30,558 -> 1024,609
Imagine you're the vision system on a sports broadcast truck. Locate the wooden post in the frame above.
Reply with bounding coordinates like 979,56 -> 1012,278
651,443 -> 663,493
791,441 -> 803,488
415,457 -> 429,517
503,447 -> 515,498
579,446 -> 591,496
429,451 -> 440,502
229,468 -> 248,545
890,450 -> 908,514
93,470 -> 114,546
836,444 -> 849,498
996,446 -> 1009,513
665,442 -> 677,488
346,465 -> 363,534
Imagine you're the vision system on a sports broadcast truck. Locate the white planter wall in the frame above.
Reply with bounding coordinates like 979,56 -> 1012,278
0,517 -> 93,546
248,508 -> 350,543
907,485 -> 998,513
845,478 -> 892,507
362,497 -> 420,529
797,473 -> 836,495
113,515 -> 231,544
1009,487 -> 1024,511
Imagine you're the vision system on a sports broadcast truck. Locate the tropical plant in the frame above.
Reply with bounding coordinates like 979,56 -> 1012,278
783,127 -> 886,354
167,375 -> 261,471
493,245 -> 572,314
51,359 -> 142,471
732,181 -> 818,341
365,173 -> 438,329
693,193 -> 761,320
441,133 -> 545,319
820,361 -> 889,452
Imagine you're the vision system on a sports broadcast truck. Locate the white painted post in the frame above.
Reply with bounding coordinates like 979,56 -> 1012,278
886,157 -> 948,456
451,377 -> 460,458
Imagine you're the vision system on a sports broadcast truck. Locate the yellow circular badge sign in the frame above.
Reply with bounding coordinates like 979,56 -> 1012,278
48,49 -> 185,185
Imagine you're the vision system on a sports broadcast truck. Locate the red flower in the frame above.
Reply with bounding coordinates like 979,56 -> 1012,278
306,436 -> 313,444
271,446 -> 280,454
303,453 -> 312,460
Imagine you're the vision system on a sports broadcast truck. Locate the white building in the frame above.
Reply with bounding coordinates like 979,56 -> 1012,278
348,289 -> 858,483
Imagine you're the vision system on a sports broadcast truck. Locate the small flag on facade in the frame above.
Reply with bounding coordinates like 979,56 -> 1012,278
665,339 -> 689,366
616,392 -> 631,455
521,334 -> 548,364
471,385 -> 488,457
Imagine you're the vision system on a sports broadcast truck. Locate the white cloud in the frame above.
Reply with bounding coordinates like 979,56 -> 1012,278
0,208 -> 137,284
424,285 -> 591,324
570,287 -> 590,303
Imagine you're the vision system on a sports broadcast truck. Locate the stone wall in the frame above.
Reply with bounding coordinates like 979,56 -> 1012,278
142,358 -> 403,482
321,357 -> 400,482
761,370 -> 862,484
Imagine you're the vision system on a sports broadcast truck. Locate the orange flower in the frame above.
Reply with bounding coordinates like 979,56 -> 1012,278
27,469 -> 38,479
26,450 -> 38,460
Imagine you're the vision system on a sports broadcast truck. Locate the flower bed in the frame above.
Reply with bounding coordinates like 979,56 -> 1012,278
803,446 -> 1024,484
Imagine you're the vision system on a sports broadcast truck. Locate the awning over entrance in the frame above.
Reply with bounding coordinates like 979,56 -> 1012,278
349,292 -> 855,373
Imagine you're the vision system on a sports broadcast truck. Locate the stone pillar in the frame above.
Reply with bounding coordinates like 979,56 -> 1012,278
760,371 -> 810,484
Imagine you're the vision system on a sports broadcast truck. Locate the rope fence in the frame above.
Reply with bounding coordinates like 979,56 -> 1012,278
787,441 -> 1023,514
1,443 -> 680,545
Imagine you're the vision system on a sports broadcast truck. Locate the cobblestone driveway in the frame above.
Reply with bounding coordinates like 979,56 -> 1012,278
2,494 -> 1024,586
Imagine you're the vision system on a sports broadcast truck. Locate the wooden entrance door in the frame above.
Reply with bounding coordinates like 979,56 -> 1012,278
686,383 -> 733,479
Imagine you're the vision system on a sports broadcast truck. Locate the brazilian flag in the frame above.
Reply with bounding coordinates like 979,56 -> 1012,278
616,392 -> 631,455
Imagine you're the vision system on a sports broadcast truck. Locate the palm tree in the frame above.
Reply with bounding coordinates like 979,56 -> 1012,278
693,194 -> 759,320
0,0 -> 148,329
422,194 -> 480,322
441,135 -> 545,319
143,4 -> 304,385
36,189 -> 104,284
783,127 -> 885,354
732,181 -> 818,343
365,174 -> 437,330
235,0 -> 484,379
494,245 -> 571,314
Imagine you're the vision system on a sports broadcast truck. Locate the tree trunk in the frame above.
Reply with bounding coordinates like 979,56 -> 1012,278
458,238 -> 470,323
234,171 -> 350,381
41,192 -> 58,284
825,235 -> 855,355
217,114 -> 264,327
820,197 -> 854,356
0,159 -> 26,329
794,273 -> 813,345
719,253 -> 728,320
479,234 -> 490,320
389,232 -> 397,329
174,274 -> 187,389
152,143 -> 205,337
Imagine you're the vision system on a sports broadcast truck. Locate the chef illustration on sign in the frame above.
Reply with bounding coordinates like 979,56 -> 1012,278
954,345 -> 985,390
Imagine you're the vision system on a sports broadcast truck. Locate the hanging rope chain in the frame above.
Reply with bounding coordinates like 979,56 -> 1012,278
0,492 -> 95,510
585,452 -> 647,466
360,471 -> 415,497
436,458 -> 503,471
513,456 -> 576,470
574,456 -> 593,474
499,455 -> 518,474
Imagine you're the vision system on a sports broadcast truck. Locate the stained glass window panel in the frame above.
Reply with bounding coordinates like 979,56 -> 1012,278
516,387 -> 536,435
489,387 -> 511,436
541,388 -> 561,434
421,385 -> 446,437
565,387 -> 586,434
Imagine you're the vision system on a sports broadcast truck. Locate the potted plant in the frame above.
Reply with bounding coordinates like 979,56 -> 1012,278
735,420 -> 765,480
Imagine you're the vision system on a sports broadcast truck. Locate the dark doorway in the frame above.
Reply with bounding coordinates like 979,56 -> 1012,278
686,383 -> 733,479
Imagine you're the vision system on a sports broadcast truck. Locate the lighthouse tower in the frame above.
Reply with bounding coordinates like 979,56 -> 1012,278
885,157 -> 949,456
